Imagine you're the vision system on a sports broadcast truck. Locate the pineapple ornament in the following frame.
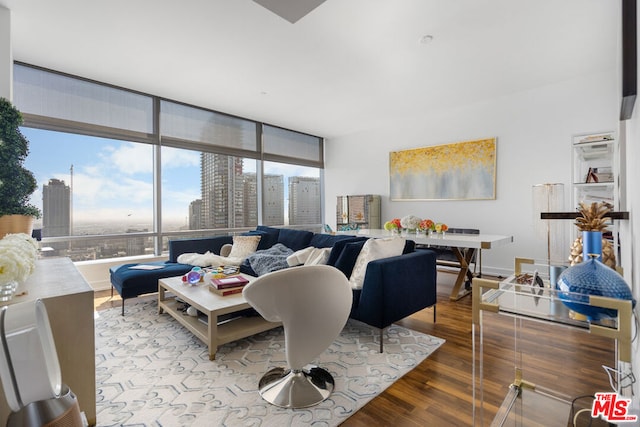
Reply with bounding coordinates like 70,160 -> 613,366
569,201 -> 616,268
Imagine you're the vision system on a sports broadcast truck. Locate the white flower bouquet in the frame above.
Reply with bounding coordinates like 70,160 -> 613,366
400,215 -> 422,231
0,233 -> 38,285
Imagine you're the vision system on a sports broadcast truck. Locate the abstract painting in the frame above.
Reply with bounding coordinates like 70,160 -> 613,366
390,138 -> 496,200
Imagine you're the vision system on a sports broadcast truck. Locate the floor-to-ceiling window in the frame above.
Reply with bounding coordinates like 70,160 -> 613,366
13,63 -> 324,261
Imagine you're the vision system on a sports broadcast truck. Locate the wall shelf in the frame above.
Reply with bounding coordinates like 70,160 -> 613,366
541,211 -> 629,220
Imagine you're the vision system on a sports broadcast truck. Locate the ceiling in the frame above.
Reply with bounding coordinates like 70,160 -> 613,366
0,0 -> 620,139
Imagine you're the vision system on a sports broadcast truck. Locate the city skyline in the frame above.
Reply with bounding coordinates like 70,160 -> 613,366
22,127 -> 321,232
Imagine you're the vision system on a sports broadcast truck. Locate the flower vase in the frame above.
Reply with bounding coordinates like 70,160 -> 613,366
557,256 -> 634,320
582,231 -> 603,263
0,280 -> 18,302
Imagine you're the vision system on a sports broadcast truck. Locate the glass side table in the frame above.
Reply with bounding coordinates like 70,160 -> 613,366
472,258 -> 633,427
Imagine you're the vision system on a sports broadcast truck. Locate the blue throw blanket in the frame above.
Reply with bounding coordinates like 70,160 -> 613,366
247,243 -> 294,276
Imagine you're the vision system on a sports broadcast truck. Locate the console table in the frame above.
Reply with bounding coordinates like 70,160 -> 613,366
472,265 -> 630,426
338,229 -> 514,300
0,257 -> 96,426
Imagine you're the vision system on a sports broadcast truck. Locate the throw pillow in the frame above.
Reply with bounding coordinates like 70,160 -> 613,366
349,237 -> 406,290
326,237 -> 368,266
332,240 -> 367,278
286,246 -> 316,266
242,230 -> 271,250
228,235 -> 261,259
304,247 -> 332,266
277,228 -> 314,251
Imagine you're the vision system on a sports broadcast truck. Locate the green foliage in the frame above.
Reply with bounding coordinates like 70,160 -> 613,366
0,98 -> 41,218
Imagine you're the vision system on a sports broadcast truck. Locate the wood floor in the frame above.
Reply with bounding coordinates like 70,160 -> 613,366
94,270 -> 616,426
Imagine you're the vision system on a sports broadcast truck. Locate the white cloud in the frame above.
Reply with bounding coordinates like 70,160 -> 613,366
109,143 -> 153,174
161,147 -> 200,169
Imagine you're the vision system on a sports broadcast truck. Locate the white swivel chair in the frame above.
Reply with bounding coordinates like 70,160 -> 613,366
0,299 -> 84,427
243,264 -> 352,408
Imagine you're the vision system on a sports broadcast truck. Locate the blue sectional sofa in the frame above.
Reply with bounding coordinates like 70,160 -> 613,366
110,226 -> 438,348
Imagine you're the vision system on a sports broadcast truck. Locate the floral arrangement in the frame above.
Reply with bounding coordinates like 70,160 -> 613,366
383,218 -> 402,231
434,222 -> 449,233
384,216 -> 448,234
419,219 -> 434,231
384,215 -> 449,233
400,215 -> 422,230
0,233 -> 38,285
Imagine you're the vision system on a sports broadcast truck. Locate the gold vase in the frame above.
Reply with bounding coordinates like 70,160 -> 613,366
0,215 -> 35,239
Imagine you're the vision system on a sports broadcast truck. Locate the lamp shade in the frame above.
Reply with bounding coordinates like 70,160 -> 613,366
532,183 -> 566,263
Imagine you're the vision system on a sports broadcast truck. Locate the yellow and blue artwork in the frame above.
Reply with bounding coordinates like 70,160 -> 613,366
389,138 -> 496,200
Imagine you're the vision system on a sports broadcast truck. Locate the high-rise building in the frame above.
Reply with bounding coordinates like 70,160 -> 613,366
188,199 -> 203,229
126,228 -> 149,256
243,173 -> 258,227
199,154 -> 290,228
201,153 -> 248,229
263,174 -> 284,225
288,176 -> 321,225
42,178 -> 71,237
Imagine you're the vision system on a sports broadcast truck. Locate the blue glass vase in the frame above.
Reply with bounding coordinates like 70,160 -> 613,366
582,231 -> 602,262
557,257 -> 634,321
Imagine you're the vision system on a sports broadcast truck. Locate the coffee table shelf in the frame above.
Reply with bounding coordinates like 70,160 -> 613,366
158,297 -> 210,343
158,275 -> 281,360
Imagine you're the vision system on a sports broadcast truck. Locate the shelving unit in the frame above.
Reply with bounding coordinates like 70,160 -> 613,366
336,194 -> 381,231
572,132 -> 617,208
571,132 -> 622,263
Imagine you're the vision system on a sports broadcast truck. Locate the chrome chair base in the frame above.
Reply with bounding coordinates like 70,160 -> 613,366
258,366 -> 335,408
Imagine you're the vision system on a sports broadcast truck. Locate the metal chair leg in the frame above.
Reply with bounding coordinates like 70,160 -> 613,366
121,299 -> 124,316
379,328 -> 384,353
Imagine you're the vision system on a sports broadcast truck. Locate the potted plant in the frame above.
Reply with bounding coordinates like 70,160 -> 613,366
0,97 -> 41,237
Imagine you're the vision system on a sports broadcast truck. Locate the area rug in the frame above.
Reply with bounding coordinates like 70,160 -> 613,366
94,300 -> 444,426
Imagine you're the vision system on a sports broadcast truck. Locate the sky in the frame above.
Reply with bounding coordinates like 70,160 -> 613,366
21,127 -> 319,228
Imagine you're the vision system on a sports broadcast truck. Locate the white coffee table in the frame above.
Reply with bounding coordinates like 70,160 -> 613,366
158,274 -> 281,360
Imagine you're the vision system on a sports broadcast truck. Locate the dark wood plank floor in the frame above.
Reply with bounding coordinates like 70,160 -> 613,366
342,271 -> 616,427
94,270 -> 616,426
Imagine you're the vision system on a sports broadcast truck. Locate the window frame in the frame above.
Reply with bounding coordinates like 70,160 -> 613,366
13,62 -> 325,259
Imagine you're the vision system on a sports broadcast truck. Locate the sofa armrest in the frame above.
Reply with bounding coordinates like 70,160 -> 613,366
168,235 -> 234,263
352,249 -> 437,329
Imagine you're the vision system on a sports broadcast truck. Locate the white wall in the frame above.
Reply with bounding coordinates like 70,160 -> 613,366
75,255 -> 168,292
324,69 -> 618,276
621,112 -> 640,412
621,0 -> 640,409
0,6 -> 12,100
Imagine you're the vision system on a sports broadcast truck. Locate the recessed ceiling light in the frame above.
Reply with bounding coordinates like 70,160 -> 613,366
420,35 -> 434,45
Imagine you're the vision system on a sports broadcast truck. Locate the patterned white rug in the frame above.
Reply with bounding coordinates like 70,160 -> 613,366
94,300 -> 444,426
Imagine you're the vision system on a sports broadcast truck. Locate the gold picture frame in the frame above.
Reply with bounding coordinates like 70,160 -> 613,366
389,138 -> 497,201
